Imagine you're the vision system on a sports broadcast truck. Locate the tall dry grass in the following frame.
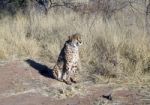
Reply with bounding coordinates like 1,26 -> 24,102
0,8 -> 150,85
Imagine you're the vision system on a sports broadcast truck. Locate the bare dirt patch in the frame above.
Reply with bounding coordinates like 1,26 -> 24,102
0,60 -> 149,105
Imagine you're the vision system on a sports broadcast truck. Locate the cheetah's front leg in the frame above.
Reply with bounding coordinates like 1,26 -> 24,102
70,63 -> 79,83
62,62 -> 72,85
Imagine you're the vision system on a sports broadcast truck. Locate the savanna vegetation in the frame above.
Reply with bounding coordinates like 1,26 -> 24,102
0,0 -> 150,87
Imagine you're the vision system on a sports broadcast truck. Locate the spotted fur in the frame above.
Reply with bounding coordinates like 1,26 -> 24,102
52,33 -> 82,85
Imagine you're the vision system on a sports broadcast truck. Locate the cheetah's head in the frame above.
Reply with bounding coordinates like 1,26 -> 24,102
68,33 -> 82,47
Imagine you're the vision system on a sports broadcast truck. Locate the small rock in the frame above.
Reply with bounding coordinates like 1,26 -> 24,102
102,94 -> 112,101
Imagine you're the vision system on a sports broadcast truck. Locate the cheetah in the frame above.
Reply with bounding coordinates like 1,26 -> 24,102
52,33 -> 82,85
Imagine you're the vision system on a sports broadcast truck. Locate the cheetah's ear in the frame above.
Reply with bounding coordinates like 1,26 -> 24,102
68,35 -> 72,41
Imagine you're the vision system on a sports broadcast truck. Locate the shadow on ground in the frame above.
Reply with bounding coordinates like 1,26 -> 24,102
25,59 -> 54,79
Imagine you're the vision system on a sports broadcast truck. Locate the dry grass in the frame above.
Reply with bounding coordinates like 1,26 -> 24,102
0,8 -> 150,85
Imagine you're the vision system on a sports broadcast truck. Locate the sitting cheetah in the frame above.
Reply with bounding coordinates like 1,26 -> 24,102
52,33 -> 82,85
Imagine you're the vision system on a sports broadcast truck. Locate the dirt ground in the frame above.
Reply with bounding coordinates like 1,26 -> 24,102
0,59 -> 149,105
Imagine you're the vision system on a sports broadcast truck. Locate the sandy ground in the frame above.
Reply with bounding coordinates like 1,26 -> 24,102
0,59 -> 149,105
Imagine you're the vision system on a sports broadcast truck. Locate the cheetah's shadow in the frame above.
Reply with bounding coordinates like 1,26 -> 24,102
25,59 -> 54,79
